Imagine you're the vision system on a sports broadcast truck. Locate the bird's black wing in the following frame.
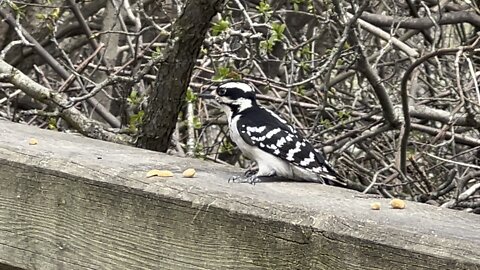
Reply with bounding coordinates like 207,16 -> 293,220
236,107 -> 345,185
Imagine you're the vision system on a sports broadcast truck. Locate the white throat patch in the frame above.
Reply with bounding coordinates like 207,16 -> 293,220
234,98 -> 253,112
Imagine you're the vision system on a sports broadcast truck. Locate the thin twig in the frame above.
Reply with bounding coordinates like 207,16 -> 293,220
398,39 -> 480,175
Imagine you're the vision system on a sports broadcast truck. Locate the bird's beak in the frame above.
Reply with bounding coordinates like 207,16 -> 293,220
198,84 -> 217,100
197,93 -> 216,99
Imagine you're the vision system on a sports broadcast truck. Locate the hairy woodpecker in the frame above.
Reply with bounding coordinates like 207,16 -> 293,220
210,81 -> 345,186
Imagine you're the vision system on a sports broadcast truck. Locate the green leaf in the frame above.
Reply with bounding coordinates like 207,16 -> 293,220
193,116 -> 202,129
48,117 -> 57,130
300,46 -> 312,57
320,119 -> 332,128
213,66 -> 231,81
257,0 -> 271,16
271,23 -> 286,40
127,90 -> 140,105
152,46 -> 163,59
128,110 -> 144,132
338,110 -> 351,121
186,88 -> 197,102
307,0 -> 314,12
35,13 -> 47,20
50,8 -> 60,20
195,144 -> 205,158
299,61 -> 311,72
260,40 -> 274,53
220,141 -> 235,154
211,19 -> 230,36
9,2 -> 26,17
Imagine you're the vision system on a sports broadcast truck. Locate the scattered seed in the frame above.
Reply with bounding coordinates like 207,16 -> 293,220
28,138 -> 38,145
146,169 -> 174,178
182,168 -> 196,178
370,202 -> 381,210
390,198 -> 406,209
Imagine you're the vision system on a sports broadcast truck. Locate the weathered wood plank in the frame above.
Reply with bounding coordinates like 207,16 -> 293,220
0,120 -> 479,270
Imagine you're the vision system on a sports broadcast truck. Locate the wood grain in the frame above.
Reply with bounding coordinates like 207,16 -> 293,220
0,120 -> 479,270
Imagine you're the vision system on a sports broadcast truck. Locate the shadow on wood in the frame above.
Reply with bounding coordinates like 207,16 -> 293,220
0,120 -> 479,269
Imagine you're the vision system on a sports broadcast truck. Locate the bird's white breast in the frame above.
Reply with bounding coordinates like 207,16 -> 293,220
230,115 -> 319,181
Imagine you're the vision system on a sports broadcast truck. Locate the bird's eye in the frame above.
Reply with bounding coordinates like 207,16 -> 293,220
217,88 -> 227,96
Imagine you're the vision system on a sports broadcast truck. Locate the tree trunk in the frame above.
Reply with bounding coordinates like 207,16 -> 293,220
136,0 -> 225,152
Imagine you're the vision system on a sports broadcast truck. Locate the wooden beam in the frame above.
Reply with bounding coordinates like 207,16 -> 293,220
0,120 -> 479,269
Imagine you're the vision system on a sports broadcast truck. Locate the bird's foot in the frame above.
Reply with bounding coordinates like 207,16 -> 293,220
228,170 -> 276,185
228,175 -> 261,185
228,175 -> 240,183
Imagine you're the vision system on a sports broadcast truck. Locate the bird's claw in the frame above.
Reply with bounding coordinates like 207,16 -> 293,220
246,175 -> 260,185
229,169 -> 276,185
228,175 -> 240,183
228,174 -> 260,185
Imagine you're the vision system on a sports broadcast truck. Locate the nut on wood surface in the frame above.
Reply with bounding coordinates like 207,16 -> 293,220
390,198 -> 407,209
182,168 -> 196,178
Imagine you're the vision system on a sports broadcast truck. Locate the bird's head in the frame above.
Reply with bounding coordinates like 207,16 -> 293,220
210,81 -> 258,118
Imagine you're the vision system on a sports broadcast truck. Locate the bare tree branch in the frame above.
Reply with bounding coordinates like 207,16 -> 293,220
349,30 -> 400,127
346,13 -> 418,57
0,60 -> 130,143
399,40 -> 479,175
361,11 -> 480,29
0,8 -> 121,128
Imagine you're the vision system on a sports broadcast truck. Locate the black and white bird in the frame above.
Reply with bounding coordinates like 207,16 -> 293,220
208,81 -> 345,186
